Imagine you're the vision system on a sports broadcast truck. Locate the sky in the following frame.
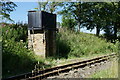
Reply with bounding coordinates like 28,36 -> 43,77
9,2 -> 102,34
10,2 -> 36,23
10,2 -> 62,23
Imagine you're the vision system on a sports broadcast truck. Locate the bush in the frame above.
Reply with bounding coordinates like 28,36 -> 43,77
2,40 -> 37,77
2,23 -> 28,42
2,23 -> 38,78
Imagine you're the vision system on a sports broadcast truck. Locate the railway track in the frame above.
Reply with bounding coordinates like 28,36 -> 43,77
3,53 -> 117,80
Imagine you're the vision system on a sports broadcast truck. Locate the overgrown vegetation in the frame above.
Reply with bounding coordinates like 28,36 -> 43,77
2,23 -> 52,78
1,1 -> 120,79
56,28 -> 118,59
2,24 -> 119,78
2,23 -> 32,77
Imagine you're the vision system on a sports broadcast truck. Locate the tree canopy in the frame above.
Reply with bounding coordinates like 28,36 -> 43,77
0,1 -> 17,22
37,2 -> 63,13
58,2 -> 120,42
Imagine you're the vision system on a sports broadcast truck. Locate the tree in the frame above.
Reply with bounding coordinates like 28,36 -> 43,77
113,2 -> 120,40
0,1 -> 17,22
58,2 -> 105,33
61,15 -> 77,30
47,2 -> 120,39
101,2 -> 120,42
77,2 -> 120,37
37,1 -> 63,13
81,2 -> 109,36
58,2 -> 82,31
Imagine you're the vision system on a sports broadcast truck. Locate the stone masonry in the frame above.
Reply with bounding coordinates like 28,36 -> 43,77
28,30 -> 56,58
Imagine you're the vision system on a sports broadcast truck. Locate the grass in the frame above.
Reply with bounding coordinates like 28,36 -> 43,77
2,24 -> 119,78
48,53 -> 114,66
90,57 -> 118,78
56,28 -> 118,59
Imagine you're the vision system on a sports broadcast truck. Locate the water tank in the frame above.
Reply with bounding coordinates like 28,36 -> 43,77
28,11 -> 56,30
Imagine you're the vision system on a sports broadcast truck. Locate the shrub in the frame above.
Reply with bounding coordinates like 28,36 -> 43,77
2,23 -> 37,78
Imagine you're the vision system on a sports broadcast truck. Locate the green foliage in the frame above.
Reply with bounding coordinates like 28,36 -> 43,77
56,28 -> 118,58
2,23 -> 55,78
0,25 -> 2,42
56,33 -> 70,58
37,2 -> 63,13
59,2 -> 120,37
2,23 -> 28,42
2,24 -> 38,78
0,1 -> 17,22
61,16 -> 77,30
2,40 -> 36,77
2,24 -> 119,78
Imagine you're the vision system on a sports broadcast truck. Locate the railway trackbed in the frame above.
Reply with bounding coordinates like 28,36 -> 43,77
3,53 -> 117,80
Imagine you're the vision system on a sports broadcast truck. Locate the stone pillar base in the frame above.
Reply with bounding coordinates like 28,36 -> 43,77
28,30 -> 56,58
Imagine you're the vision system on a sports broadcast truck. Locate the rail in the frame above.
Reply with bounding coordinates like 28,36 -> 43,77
3,53 -> 117,80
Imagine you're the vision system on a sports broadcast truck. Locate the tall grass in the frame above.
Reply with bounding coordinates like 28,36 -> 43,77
56,28 -> 118,58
